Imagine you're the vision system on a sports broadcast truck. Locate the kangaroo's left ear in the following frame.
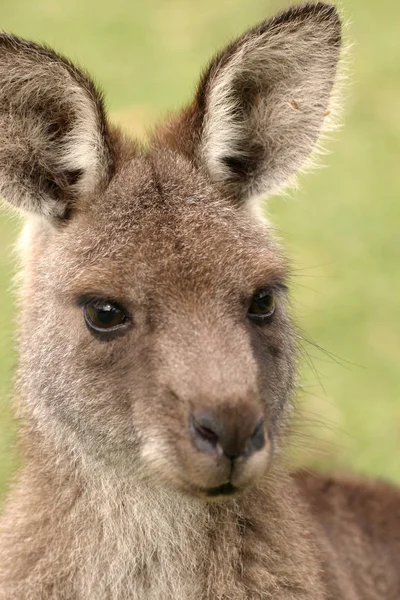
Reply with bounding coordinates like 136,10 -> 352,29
159,2 -> 342,204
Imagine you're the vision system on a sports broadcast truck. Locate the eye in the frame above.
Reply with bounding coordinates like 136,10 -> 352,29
248,289 -> 275,323
83,300 -> 130,334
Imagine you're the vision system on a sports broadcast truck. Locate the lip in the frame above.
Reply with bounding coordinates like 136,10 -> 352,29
178,430 -> 274,499
204,482 -> 237,497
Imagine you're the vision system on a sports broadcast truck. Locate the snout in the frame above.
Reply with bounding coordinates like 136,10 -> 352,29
189,411 -> 265,459
184,404 -> 270,498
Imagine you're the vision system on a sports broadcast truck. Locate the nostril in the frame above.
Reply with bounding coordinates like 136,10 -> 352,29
194,422 -> 219,445
189,413 -> 221,454
189,412 -> 266,459
249,419 -> 266,453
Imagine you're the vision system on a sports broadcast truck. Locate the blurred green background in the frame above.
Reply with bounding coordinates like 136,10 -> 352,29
0,0 -> 399,503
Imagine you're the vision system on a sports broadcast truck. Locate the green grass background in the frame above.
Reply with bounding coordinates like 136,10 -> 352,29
0,0 -> 399,502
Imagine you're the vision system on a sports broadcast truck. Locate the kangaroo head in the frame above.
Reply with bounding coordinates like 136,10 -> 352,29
0,3 -> 341,499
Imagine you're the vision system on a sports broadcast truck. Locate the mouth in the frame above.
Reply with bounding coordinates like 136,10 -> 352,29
203,482 -> 237,498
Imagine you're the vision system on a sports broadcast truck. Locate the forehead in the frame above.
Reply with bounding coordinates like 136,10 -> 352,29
61,152 -> 286,298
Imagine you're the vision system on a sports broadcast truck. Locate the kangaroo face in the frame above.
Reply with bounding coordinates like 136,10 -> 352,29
1,4 -> 341,498
20,151 -> 294,498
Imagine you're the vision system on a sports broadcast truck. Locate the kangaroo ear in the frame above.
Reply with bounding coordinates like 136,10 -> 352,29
0,34 -> 114,219
160,2 -> 342,203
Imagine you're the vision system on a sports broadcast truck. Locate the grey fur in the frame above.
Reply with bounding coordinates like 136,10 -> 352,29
1,4 -> 400,600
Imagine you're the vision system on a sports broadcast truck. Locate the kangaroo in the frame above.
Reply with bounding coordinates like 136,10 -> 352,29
0,2 -> 399,599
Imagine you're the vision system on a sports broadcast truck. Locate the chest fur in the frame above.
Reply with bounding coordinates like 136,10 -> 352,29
70,485 -> 323,600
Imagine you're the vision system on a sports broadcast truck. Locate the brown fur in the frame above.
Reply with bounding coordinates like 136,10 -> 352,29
0,3 -> 399,599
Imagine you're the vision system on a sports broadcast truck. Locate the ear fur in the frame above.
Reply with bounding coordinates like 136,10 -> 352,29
158,2 -> 342,204
0,34 -> 114,219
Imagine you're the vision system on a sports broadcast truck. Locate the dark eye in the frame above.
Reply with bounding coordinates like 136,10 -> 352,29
248,289 -> 275,322
84,300 -> 130,334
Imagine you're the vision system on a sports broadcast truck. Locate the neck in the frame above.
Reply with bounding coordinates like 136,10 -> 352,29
3,431 -> 325,600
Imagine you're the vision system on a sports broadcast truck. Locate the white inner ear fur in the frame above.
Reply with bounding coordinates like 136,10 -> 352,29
61,81 -> 107,197
0,56 -> 109,219
201,11 -> 342,200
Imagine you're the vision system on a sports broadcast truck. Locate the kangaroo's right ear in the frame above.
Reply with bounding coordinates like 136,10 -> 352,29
0,34 -> 114,219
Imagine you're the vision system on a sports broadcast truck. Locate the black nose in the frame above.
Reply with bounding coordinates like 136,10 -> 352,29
189,410 -> 265,460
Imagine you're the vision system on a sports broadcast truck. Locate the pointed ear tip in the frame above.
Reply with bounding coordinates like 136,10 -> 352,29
281,2 -> 342,27
300,2 -> 342,47
315,3 -> 342,25
309,2 -> 342,28
266,3 -> 342,50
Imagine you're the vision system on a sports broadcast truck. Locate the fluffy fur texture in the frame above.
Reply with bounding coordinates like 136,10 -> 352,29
1,3 -> 400,600
201,3 -> 341,200
0,34 -> 114,218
